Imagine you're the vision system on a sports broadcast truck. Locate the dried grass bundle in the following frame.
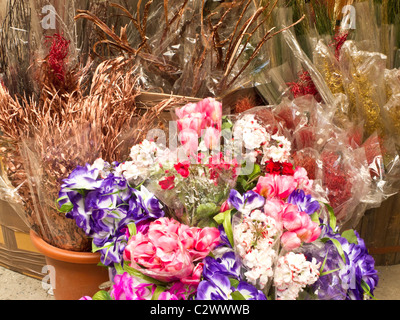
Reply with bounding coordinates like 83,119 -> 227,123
0,55 -> 178,250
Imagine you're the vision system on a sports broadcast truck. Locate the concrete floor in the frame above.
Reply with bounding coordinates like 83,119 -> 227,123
0,264 -> 398,300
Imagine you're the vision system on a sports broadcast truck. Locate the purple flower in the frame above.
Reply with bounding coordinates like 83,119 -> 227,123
196,251 -> 267,300
61,161 -> 165,267
217,224 -> 231,248
196,274 -> 233,300
61,164 -> 102,190
202,252 -> 240,280
288,189 -> 320,215
228,189 -> 265,214
311,225 -> 378,300
237,282 -> 267,300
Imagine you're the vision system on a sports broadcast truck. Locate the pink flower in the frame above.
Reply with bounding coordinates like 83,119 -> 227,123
294,212 -> 321,243
220,200 -> 230,212
175,102 -> 198,119
110,272 -> 155,300
124,220 -> 194,282
281,231 -> 302,251
293,166 -> 313,189
158,291 -> 179,300
203,127 -> 221,150
197,98 -> 222,129
179,129 -> 199,156
264,198 -> 285,226
255,174 -> 296,199
281,203 -> 302,231
159,175 -> 175,190
181,262 -> 205,285
178,114 -> 205,135
189,227 -> 221,261
124,218 -> 220,283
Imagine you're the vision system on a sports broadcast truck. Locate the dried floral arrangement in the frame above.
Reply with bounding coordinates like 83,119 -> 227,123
0,54 -> 183,251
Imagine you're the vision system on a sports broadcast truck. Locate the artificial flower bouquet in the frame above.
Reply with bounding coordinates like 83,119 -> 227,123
59,98 -> 378,300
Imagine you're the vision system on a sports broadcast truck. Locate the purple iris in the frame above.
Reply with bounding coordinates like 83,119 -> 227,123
288,189 -> 320,215
228,189 -> 265,213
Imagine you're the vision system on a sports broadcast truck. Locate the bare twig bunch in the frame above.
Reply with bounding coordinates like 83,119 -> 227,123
74,0 -> 304,98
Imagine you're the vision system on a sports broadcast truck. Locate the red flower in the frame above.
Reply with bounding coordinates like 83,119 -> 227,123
174,162 -> 190,178
281,162 -> 295,176
159,176 -> 176,190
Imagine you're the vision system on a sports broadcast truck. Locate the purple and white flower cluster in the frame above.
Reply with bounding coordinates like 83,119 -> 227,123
196,251 -> 266,300
59,160 -> 165,266
309,225 -> 379,300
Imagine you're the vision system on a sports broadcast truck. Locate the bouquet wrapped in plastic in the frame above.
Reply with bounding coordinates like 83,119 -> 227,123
57,97 -> 379,301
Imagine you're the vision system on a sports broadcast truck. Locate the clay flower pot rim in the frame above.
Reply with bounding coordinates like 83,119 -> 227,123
30,229 -> 101,265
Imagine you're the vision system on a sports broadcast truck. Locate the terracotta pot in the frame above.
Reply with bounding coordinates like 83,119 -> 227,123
30,230 -> 109,300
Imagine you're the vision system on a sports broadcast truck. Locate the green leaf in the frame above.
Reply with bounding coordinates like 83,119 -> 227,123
320,268 -> 341,276
92,290 -> 112,300
152,286 -> 167,300
231,291 -> 246,300
323,237 -> 347,264
128,223 -> 137,237
114,263 -> 124,275
58,202 -> 74,213
214,209 -> 234,247
323,203 -> 337,231
196,203 -> 219,218
310,211 -> 320,224
229,278 -> 240,288
123,264 -> 167,286
341,229 -> 359,245
361,280 -> 377,300
247,164 -> 261,181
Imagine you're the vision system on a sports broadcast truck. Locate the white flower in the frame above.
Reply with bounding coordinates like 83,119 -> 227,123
90,158 -> 105,171
273,252 -> 321,300
261,134 -> 291,164
233,114 -> 270,151
233,210 -> 281,290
